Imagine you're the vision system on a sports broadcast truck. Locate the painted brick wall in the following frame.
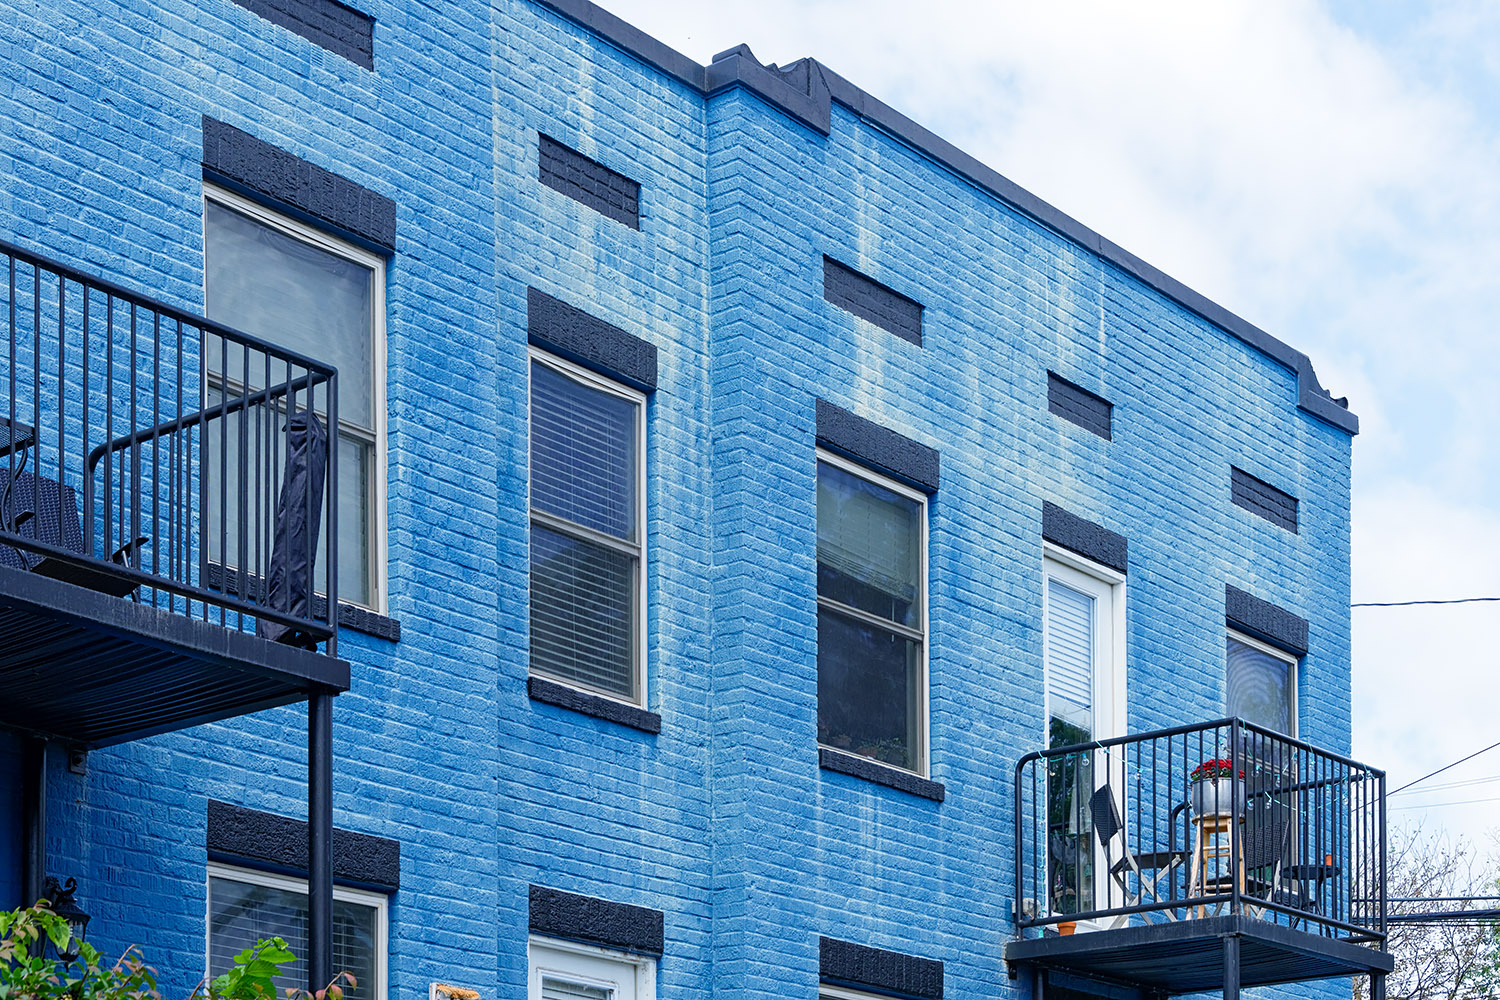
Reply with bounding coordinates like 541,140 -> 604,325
0,1 -> 1355,999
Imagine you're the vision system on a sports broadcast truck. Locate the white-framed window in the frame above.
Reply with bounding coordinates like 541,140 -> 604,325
528,349 -> 647,705
815,449 -> 929,776
1227,630 -> 1297,737
203,185 -> 388,612
205,863 -> 388,1000
1041,546 -> 1126,917
528,937 -> 656,1000
821,988 -> 892,1000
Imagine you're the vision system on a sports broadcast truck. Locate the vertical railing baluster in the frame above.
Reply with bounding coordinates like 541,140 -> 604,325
81,285 -> 90,553
151,311 -> 161,603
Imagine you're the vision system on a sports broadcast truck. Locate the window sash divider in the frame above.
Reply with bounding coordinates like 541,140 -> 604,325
531,509 -> 641,558
817,595 -> 925,643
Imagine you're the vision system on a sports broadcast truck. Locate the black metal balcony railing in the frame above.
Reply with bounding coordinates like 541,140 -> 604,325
1015,718 -> 1386,944
0,239 -> 339,651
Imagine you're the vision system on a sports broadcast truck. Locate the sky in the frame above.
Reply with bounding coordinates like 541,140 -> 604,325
596,0 -> 1500,847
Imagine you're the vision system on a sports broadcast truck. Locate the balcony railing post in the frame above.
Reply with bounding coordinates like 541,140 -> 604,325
1229,718 -> 1242,917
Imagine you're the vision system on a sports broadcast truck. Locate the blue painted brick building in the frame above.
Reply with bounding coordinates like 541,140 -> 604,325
0,0 -> 1386,998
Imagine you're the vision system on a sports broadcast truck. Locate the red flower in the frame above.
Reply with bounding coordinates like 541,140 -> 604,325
1190,758 -> 1245,781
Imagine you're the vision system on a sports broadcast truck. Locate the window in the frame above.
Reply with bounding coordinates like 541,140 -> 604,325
528,351 -> 645,704
206,864 -> 387,1000
1227,631 -> 1297,736
1042,549 -> 1124,917
816,451 -> 927,775
528,938 -> 655,1000
203,187 -> 386,610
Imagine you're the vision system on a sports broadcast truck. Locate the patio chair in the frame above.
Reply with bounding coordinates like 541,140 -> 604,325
1091,784 -> 1187,923
0,471 -> 146,597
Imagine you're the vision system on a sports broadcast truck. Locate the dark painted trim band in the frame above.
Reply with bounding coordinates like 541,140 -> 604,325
1042,502 -> 1128,574
819,748 -> 945,802
1226,585 -> 1309,657
1231,466 -> 1299,534
1047,371 -> 1113,441
820,936 -> 944,999
528,676 -> 661,734
538,134 -> 642,229
206,800 -> 400,892
202,117 -> 396,252
230,0 -> 374,69
527,287 -> 658,391
816,399 -> 938,493
529,884 -> 664,957
527,0 -> 1357,436
823,256 -> 924,346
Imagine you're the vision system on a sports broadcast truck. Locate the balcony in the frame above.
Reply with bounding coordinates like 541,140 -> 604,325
0,238 -> 349,748
1005,718 -> 1392,1000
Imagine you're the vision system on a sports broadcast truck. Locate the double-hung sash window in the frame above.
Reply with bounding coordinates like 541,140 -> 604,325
206,863 -> 387,1000
203,188 -> 385,610
528,938 -> 655,1000
528,352 -> 645,703
815,451 -> 927,775
1227,631 -> 1297,737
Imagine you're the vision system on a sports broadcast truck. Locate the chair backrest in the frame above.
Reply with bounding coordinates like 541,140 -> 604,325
1243,792 -> 1293,872
0,472 -> 84,567
1090,784 -> 1124,848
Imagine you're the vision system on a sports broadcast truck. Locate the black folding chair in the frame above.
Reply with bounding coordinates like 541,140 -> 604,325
1091,785 -> 1187,924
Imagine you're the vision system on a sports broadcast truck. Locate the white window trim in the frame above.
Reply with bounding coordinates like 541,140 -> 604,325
1227,628 -> 1299,738
202,183 -> 390,614
1041,543 -> 1126,749
527,348 -> 649,709
821,988 -> 896,1000
814,447 -> 931,779
204,862 -> 389,1000
528,936 -> 656,1000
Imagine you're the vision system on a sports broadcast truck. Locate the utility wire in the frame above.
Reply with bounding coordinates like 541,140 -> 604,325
1388,739 -> 1500,796
1353,597 -> 1500,607
1391,794 -> 1500,812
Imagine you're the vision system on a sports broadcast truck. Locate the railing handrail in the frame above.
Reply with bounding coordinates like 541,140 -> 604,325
1017,715 -> 1385,777
0,238 -> 337,378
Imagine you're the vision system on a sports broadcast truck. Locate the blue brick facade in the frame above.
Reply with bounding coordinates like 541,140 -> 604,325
0,0 -> 1356,998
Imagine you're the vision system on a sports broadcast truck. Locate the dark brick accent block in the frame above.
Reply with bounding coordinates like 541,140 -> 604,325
207,800 -> 400,891
820,936 -> 944,999
231,0 -> 374,69
819,748 -> 945,802
528,885 -> 664,957
538,134 -> 641,229
527,287 -> 657,391
1042,502 -> 1128,575
528,676 -> 661,734
1226,585 -> 1309,657
823,257 -> 924,346
816,399 -> 938,493
1047,371 -> 1112,440
1231,467 -> 1298,533
202,118 -> 396,251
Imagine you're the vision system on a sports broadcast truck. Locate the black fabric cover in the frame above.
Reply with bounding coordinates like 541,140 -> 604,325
258,409 -> 327,646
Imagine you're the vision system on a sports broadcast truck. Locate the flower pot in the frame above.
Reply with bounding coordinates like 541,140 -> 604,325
1190,776 -> 1245,818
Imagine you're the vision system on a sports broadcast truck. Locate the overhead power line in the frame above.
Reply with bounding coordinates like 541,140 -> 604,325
1353,596 -> 1500,607
1388,739 -> 1500,796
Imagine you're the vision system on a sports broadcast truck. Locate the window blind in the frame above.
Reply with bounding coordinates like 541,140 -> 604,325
541,978 -> 613,1000
531,361 -> 637,542
1047,578 -> 1094,725
816,461 -> 920,626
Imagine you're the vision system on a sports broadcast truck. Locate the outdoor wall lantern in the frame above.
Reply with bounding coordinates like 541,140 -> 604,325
42,876 -> 90,962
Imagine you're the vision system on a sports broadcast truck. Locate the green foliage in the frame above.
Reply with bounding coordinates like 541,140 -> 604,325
0,906 -> 353,1000
0,904 -> 158,1000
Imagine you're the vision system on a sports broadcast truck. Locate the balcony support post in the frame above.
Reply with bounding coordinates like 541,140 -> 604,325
21,739 -> 45,910
1370,972 -> 1386,1000
1222,933 -> 1240,1000
308,692 -> 333,994
1032,967 -> 1044,1000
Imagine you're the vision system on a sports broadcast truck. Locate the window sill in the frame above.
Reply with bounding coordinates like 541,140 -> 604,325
818,747 -> 945,801
528,676 -> 661,734
204,564 -> 401,642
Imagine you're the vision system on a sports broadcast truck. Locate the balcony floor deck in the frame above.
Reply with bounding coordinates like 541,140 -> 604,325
0,564 -> 349,747
1005,915 -> 1392,997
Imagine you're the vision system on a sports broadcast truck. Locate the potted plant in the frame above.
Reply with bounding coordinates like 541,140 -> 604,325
1189,758 -> 1245,818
